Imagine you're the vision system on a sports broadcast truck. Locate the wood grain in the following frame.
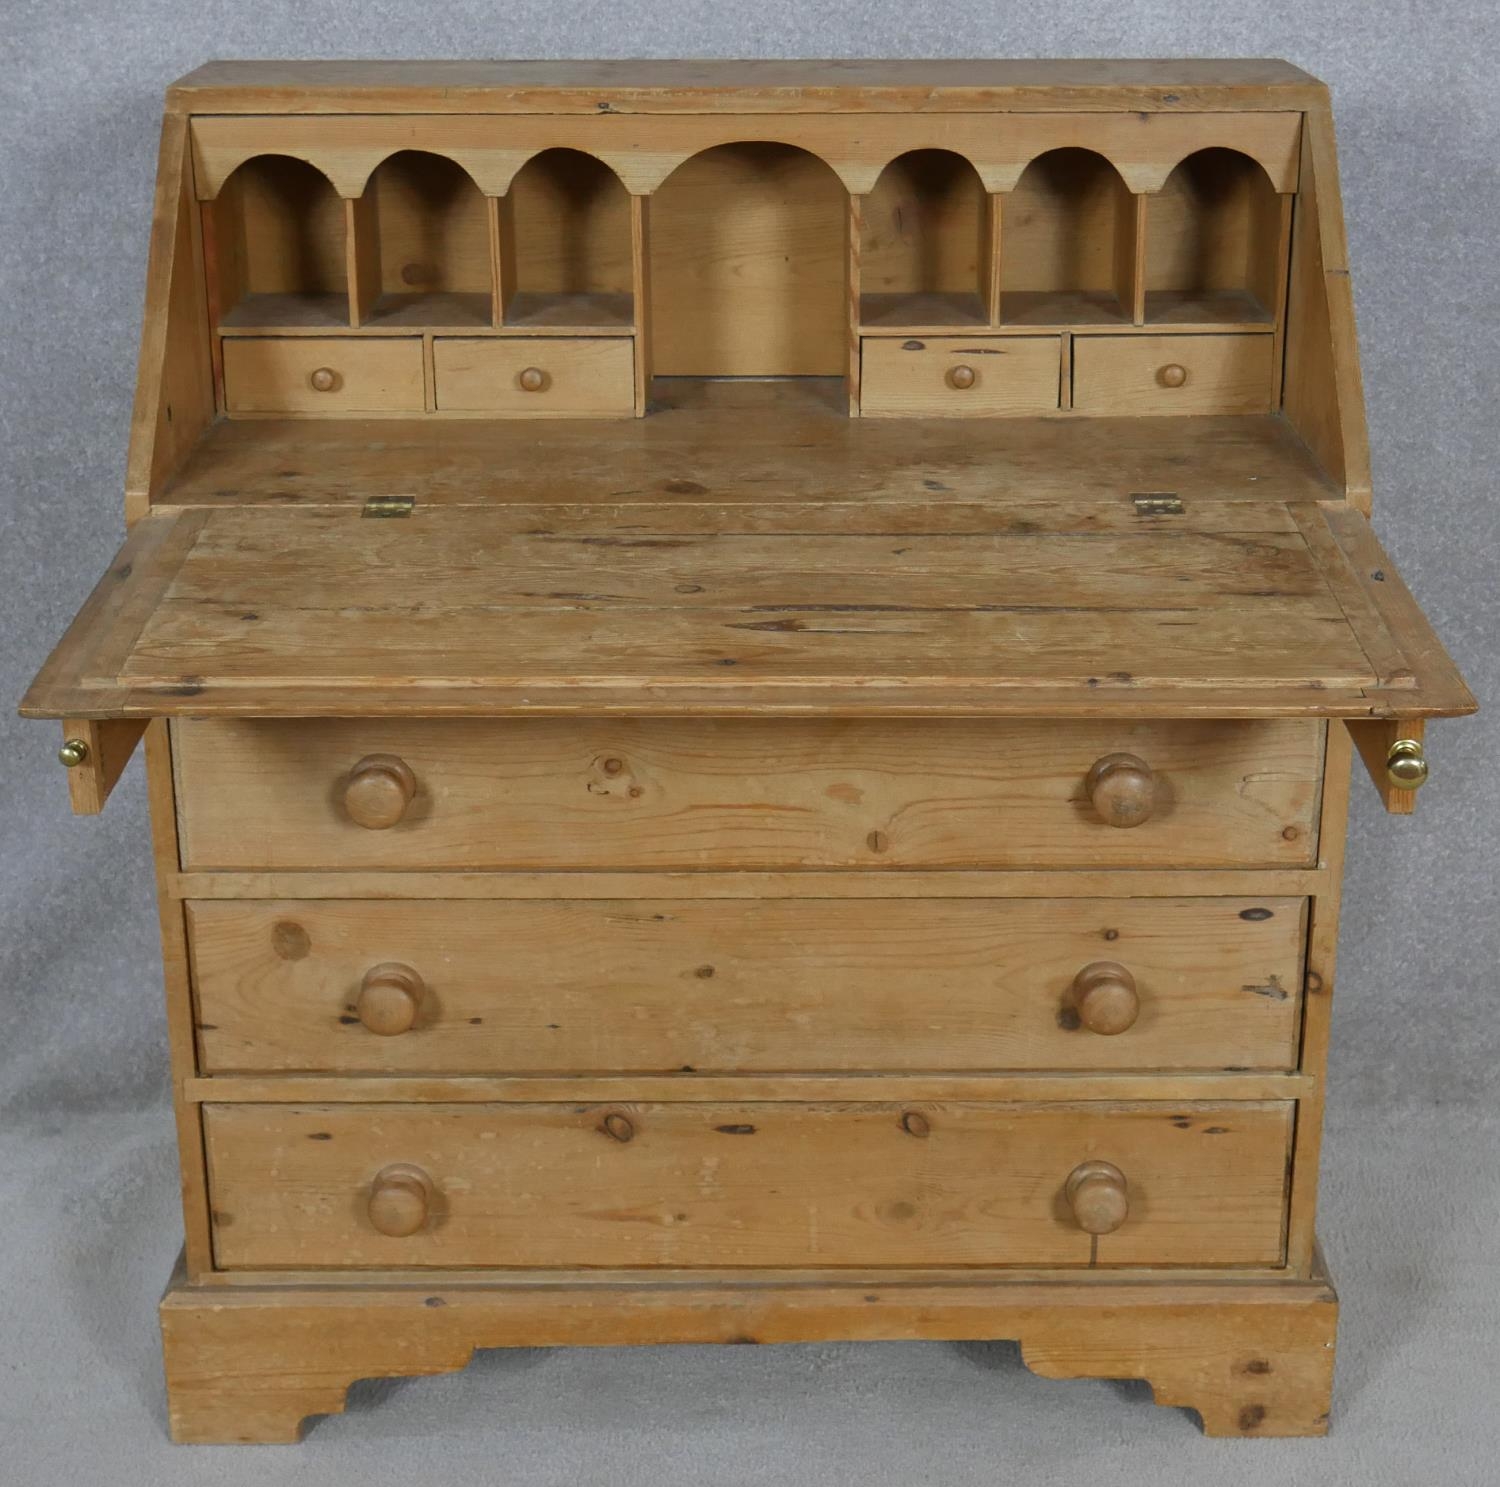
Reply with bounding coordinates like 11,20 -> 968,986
170,717 -> 1324,871
186,895 -> 1306,1074
1072,333 -> 1274,414
859,335 -> 1060,416
202,1100 -> 1294,1269
153,381 -> 1345,507
222,337 -> 425,415
433,336 -> 634,416
160,1250 -> 1338,1441
648,143 -> 848,376
168,59 -> 1326,117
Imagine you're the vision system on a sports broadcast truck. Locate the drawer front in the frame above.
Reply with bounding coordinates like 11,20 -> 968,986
860,335 -> 1060,416
222,337 -> 426,414
1071,333 -> 1274,415
172,718 -> 1323,872
189,897 -> 1307,1075
434,336 -> 635,415
204,1101 -> 1293,1269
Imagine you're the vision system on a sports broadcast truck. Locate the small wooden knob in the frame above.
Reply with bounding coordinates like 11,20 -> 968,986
1066,1160 -> 1129,1235
342,754 -> 417,830
367,1164 -> 434,1237
1157,363 -> 1188,388
946,364 -> 977,390
309,366 -> 339,392
1071,961 -> 1140,1035
1086,752 -> 1156,828
356,963 -> 426,1036
517,366 -> 548,392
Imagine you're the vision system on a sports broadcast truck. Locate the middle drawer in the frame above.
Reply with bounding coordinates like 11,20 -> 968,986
188,896 -> 1307,1075
172,717 -> 1324,871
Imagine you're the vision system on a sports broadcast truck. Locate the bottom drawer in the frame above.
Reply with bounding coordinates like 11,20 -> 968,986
205,1101 -> 1292,1270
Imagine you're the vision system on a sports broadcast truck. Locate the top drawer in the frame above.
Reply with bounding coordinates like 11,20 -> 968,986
172,718 -> 1323,871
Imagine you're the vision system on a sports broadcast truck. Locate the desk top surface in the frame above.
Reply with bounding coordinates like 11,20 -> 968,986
22,496 -> 1472,724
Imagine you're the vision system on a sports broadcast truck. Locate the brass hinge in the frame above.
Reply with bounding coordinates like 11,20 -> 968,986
1131,492 -> 1185,516
362,495 -> 415,519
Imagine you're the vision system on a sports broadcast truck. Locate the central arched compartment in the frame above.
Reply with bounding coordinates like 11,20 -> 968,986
648,143 -> 848,377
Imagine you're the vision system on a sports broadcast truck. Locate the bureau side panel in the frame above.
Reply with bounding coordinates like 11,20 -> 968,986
147,722 -> 214,1277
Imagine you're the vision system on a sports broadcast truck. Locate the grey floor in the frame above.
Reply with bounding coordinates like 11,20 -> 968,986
3,1103 -> 1496,1485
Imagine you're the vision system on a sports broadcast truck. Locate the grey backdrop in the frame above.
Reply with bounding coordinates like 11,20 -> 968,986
1,4 -> 1496,1483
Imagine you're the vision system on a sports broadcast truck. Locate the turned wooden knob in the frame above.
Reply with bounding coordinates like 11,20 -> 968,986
517,366 -> 548,392
309,366 -> 339,392
946,364 -> 977,390
1086,752 -> 1156,828
1066,1160 -> 1129,1235
367,1163 -> 435,1237
356,962 -> 426,1036
1157,363 -> 1188,388
1071,961 -> 1140,1035
342,754 -> 417,830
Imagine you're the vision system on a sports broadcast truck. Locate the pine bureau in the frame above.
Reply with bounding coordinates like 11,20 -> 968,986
20,59 -> 1475,1443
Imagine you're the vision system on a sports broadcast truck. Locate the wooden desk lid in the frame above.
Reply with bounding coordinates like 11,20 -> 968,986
21,496 -> 1473,722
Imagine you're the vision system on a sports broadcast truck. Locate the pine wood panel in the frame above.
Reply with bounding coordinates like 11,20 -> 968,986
186,895 -> 1306,1075
168,59 -> 1326,118
361,150 -> 491,317
154,381 -> 1344,507
171,716 -> 1323,871
859,335 -> 1060,416
1072,333 -> 1275,414
160,1254 -> 1338,1442
125,114 -> 215,524
433,337 -> 634,416
222,337 -> 425,414
188,1073 -> 1312,1105
22,495 -> 1473,721
648,143 -> 848,376
203,1100 -> 1294,1269
188,112 -> 1302,199
503,148 -> 634,316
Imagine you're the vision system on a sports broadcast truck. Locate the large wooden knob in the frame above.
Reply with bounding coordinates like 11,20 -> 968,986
1157,363 -> 1188,388
517,366 -> 548,392
342,754 -> 417,830
946,364 -> 977,390
1066,1160 -> 1130,1235
368,1164 -> 435,1237
357,962 -> 426,1036
1071,961 -> 1140,1035
309,366 -> 339,392
1086,752 -> 1156,828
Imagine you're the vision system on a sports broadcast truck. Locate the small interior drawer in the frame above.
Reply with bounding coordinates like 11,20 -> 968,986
1071,333 -> 1275,415
860,335 -> 1060,416
204,1100 -> 1294,1269
187,895 -> 1308,1076
434,336 -> 635,415
222,337 -> 426,415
